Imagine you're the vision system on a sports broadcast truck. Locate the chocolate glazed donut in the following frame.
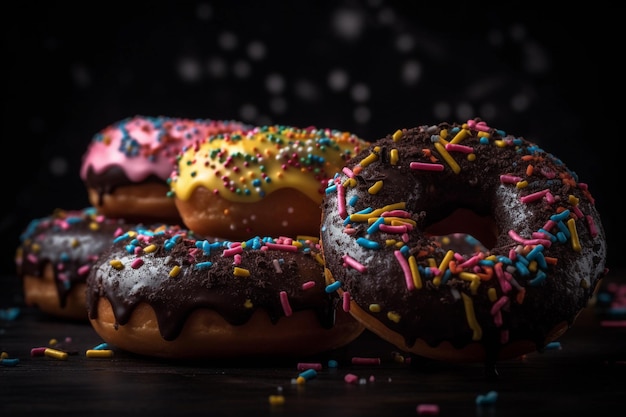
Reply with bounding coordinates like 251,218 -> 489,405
86,225 -> 364,359
320,119 -> 607,370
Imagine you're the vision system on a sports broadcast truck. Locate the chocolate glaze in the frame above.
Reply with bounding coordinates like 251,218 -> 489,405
16,208 -> 130,308
320,119 -> 608,363
83,165 -> 164,206
86,226 -> 338,341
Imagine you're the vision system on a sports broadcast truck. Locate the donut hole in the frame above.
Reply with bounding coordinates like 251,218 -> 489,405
424,207 -> 498,253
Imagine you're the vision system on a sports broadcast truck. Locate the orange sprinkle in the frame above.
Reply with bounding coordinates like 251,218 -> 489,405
526,164 -> 534,176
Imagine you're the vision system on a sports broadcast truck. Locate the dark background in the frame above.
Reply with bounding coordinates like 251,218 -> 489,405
2,1 -> 617,277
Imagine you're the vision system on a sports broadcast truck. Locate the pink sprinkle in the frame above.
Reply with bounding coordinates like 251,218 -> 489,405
31,347 -> 47,356
234,254 -> 242,265
467,119 -> 491,132
343,227 -> 357,235
571,205 -> 584,219
586,215 -> 598,237
507,230 -> 552,247
342,292 -> 351,312
302,281 -> 316,290
344,373 -> 359,384
495,263 -> 512,293
410,162 -> 444,171
445,143 -> 474,153
131,258 -> 144,269
337,182 -> 347,219
520,189 -> 549,204
545,191 -> 556,204
223,246 -> 243,257
543,219 -> 556,231
379,224 -> 408,234
351,357 -> 381,365
342,167 -> 355,178
600,320 -> 626,327
490,296 -> 509,315
265,243 -> 298,252
342,255 -> 367,272
77,264 -> 91,276
394,250 -> 415,291
416,404 -> 440,415
27,253 -> 38,264
499,174 -> 522,184
382,210 -> 411,218
279,291 -> 292,317
457,254 -> 484,269
492,309 -> 503,327
297,362 -> 323,371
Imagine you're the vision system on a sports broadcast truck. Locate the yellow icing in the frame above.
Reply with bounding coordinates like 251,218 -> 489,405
170,125 -> 367,203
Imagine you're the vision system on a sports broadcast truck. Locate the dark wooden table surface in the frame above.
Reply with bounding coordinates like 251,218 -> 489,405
1,270 -> 625,417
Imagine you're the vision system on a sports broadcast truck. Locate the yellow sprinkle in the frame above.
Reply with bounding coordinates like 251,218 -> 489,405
109,259 -> 124,270
459,272 -> 481,294
567,218 -> 581,252
368,180 -> 384,195
234,267 -> 251,277
439,129 -> 449,141
392,129 -> 403,142
244,299 -> 254,309
169,265 -> 181,278
387,311 -> 401,323
342,177 -> 357,188
384,217 -> 416,226
568,194 -> 580,206
494,139 -> 507,148
369,304 -> 381,313
487,287 -> 497,302
49,338 -> 58,345
143,244 -> 157,253
296,376 -> 306,385
449,128 -> 470,144
467,153 -> 476,162
291,240 -> 303,249
314,253 -> 324,265
461,293 -> 482,341
71,238 -> 80,248
434,142 -> 460,174
350,213 -> 376,223
477,131 -> 490,138
390,149 -> 399,165
1,352 -> 8,359
127,230 -> 137,238
393,353 -> 405,363
408,255 -> 422,289
297,235 -> 319,243
385,239 -> 396,246
86,349 -> 114,358
394,241 -> 404,248
580,278 -> 589,289
360,147 -> 380,167
44,348 -> 68,360
89,222 -> 100,231
433,250 -> 455,286
269,395 -> 285,406
427,258 -> 437,268
515,180 -> 528,189
528,260 -> 537,273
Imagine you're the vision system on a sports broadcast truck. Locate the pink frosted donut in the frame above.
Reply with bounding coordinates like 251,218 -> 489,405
80,115 -> 250,223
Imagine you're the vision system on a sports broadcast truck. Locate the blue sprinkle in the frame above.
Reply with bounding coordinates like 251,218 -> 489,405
476,390 -> 498,406
366,217 -> 385,235
551,209 -> 570,222
92,343 -> 110,350
325,184 -> 337,194
356,237 -> 380,249
195,261 -> 213,270
325,281 -> 342,293
348,195 -> 358,206
0,358 -> 20,367
529,270 -> 547,286
515,261 -> 529,276
298,369 -> 317,380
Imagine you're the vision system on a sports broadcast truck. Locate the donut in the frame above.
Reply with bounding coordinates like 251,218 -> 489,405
168,124 -> 369,240
15,207 -> 130,321
85,224 -> 364,359
80,115 -> 250,224
320,119 -> 608,365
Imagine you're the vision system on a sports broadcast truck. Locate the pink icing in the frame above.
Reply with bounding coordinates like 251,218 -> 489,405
80,115 -> 249,183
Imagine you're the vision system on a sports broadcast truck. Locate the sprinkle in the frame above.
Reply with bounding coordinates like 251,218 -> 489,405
342,291 -> 351,311
279,291 -> 292,316
297,362 -> 323,371
298,368 -> 317,381
86,349 -> 114,358
461,293 -> 482,341
445,143 -> 473,153
567,218 -> 581,252
233,267 -> 250,277
265,242 -> 298,252
416,404 -> 440,415
500,174 -> 522,184
44,348 -> 68,360
392,129 -> 403,142
368,180 -> 383,194
302,280 -> 315,290
390,149 -> 399,165
351,357 -> 381,365
165,265 -> 180,278
30,347 -> 47,356
476,390 -> 498,406
356,237 -> 380,249
410,161 -> 444,171
325,280 -> 342,293
342,255 -> 367,272
109,259 -> 124,270
344,373 -> 359,384
91,343 -> 110,350
194,261 -> 213,270
394,250 -> 414,291
433,142 -> 460,173
0,358 -> 19,367
520,189 -> 549,204
268,395 -> 285,406
337,182 -> 347,219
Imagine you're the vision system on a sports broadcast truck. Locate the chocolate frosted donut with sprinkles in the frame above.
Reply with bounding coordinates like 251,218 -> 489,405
169,124 -> 368,240
80,115 -> 250,224
15,207 -> 131,321
85,224 -> 364,359
320,118 -> 608,366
